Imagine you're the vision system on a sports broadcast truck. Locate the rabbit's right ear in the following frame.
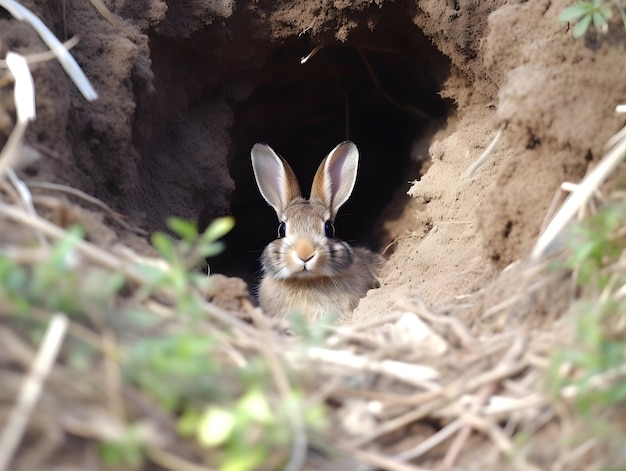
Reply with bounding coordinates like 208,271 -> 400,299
311,141 -> 359,219
251,143 -> 302,216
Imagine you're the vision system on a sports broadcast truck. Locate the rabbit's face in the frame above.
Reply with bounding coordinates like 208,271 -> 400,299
261,201 -> 354,280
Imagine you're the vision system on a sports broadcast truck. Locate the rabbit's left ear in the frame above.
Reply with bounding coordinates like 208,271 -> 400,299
311,141 -> 359,219
251,143 -> 302,217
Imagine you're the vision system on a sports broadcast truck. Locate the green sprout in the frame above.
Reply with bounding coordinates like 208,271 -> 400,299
559,0 -> 626,38
139,216 -> 235,316
548,199 -> 626,468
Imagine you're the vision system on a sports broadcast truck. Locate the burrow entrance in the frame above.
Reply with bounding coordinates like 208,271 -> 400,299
207,2 -> 452,281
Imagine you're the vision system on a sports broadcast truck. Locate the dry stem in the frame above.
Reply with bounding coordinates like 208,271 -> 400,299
0,313 -> 68,471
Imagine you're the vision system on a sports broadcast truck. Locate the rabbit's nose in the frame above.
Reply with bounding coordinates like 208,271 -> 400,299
295,240 -> 315,262
299,253 -> 315,263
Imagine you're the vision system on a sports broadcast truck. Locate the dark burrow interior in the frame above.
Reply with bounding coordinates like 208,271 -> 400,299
208,4 -> 453,283
126,0 -> 453,285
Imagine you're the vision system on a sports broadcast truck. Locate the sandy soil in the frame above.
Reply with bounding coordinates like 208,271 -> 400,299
2,0 -> 626,468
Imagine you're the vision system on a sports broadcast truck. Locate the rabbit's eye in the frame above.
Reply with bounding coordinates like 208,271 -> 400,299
278,221 -> 286,238
324,220 -> 335,238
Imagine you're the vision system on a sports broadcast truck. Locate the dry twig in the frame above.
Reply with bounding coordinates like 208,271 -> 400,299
250,307 -> 308,471
0,313 -> 68,471
440,338 -> 526,470
463,125 -> 504,178
398,298 -> 477,348
532,122 -> 626,259
26,180 -> 148,235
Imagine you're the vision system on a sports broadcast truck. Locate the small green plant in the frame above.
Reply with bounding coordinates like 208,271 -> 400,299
125,328 -> 328,471
0,213 -> 331,470
559,0 -> 626,38
152,216 -> 234,270
549,199 -> 626,468
552,201 -> 626,398
124,332 -> 221,411
138,216 -> 234,316
565,202 -> 625,288
550,299 -> 626,411
99,423 -> 149,468
178,388 -> 327,471
0,224 -> 124,317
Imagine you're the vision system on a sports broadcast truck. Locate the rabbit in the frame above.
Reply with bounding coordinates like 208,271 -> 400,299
250,140 -> 382,323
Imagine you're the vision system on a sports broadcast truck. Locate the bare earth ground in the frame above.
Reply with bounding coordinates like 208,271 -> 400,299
2,0 -> 626,469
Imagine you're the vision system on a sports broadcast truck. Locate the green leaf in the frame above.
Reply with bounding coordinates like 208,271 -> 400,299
151,232 -> 176,262
168,264 -> 189,296
49,224 -> 85,270
608,379 -> 626,404
67,341 -> 96,371
238,389 -> 273,423
198,241 -> 225,259
124,333 -> 218,411
599,5 -> 614,19
220,447 -> 267,471
0,258 -> 27,296
303,401 -> 328,430
592,10 -> 609,28
178,408 -> 201,437
99,440 -> 144,467
134,263 -> 168,300
168,217 -> 198,243
202,216 -> 235,244
120,308 -> 162,328
573,12 -> 593,37
198,407 -> 236,446
135,262 -> 167,283
559,3 -> 594,22
84,271 -> 125,304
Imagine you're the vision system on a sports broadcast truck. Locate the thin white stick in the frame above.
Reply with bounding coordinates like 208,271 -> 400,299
0,121 -> 28,179
87,0 -> 128,34
531,132 -> 626,260
6,53 -> 35,123
301,45 -> 321,64
0,0 -> 97,100
0,313 -> 69,471
463,126 -> 504,178
353,447 -> 435,471
303,346 -> 440,386
605,124 -> 626,150
393,418 -> 464,462
0,37 -> 80,67
6,169 -> 47,246
0,53 -> 35,178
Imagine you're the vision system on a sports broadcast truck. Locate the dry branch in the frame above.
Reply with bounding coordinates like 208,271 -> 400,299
26,180 -> 148,235
0,313 -> 68,471
251,307 -> 308,471
532,123 -> 626,259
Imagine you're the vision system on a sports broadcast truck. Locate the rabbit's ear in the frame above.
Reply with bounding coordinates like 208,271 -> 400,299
311,141 -> 358,218
251,143 -> 302,216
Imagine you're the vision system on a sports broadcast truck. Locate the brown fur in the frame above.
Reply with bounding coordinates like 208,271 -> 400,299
258,247 -> 382,322
251,141 -> 383,323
